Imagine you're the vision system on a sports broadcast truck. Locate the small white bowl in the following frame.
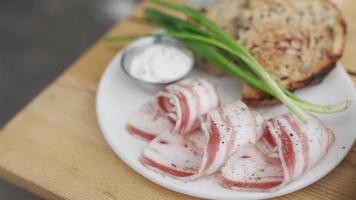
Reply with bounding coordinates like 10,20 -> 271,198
120,36 -> 195,92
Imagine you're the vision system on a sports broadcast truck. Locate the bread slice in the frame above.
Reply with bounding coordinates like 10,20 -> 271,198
201,0 -> 346,105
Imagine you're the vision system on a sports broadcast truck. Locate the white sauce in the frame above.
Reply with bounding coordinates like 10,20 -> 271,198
128,43 -> 193,83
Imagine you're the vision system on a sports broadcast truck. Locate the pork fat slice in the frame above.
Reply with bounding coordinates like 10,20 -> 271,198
218,114 -> 335,191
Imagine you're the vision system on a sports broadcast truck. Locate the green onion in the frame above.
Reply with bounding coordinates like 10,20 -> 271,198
145,9 -> 209,37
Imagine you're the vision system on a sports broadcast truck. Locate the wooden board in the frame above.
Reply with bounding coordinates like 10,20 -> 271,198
0,1 -> 355,199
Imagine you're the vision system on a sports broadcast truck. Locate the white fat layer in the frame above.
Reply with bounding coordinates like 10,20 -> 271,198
184,130 -> 207,156
227,101 -> 257,151
252,110 -> 264,142
199,78 -> 219,113
143,131 -> 201,172
198,115 -> 213,176
196,79 -> 212,114
127,102 -> 172,136
297,115 -> 334,170
221,145 -> 283,185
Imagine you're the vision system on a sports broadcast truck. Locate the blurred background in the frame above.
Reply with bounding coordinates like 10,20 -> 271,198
0,0 -> 139,199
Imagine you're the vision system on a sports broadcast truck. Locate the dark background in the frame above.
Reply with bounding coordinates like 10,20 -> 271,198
0,0 -> 140,126
0,0 -> 139,199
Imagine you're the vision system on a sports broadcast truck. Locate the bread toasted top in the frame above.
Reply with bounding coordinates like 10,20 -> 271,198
202,0 -> 346,105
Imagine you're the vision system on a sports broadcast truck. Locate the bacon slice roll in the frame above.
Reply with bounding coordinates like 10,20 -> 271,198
218,114 -> 335,191
141,130 -> 203,177
198,101 -> 263,176
157,77 -> 220,134
126,102 -> 173,141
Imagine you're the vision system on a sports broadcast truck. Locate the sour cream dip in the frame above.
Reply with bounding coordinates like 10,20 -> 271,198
122,37 -> 194,84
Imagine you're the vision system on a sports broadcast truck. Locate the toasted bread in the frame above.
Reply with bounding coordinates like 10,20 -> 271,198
201,0 -> 346,105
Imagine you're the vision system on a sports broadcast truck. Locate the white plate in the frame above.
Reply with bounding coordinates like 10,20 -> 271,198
96,52 -> 356,200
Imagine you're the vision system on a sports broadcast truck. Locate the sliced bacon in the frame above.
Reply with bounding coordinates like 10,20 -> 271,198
184,130 -> 206,156
218,114 -> 335,191
126,102 -> 173,141
157,77 -> 220,134
141,131 -> 202,177
198,101 -> 263,176
141,101 -> 262,179
126,78 -> 219,141
219,145 -> 284,191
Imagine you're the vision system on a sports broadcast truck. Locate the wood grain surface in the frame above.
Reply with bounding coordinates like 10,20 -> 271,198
0,1 -> 355,199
